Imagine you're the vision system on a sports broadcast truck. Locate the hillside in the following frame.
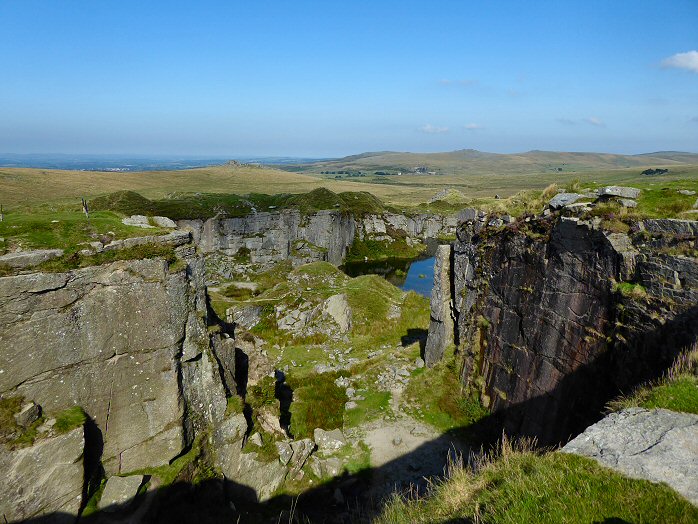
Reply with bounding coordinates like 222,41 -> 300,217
282,149 -> 698,176
0,163 -> 431,209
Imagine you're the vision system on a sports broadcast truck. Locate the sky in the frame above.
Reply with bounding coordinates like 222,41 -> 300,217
0,0 -> 697,157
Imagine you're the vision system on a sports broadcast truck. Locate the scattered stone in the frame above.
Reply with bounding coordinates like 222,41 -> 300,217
618,198 -> 638,208
562,408 -> 698,505
0,248 -> 64,269
99,475 -> 144,511
335,376 -> 350,388
314,428 -> 347,452
414,357 -> 425,369
678,189 -> 696,196
288,438 -> 315,476
548,193 -> 583,209
598,186 -> 641,199
694,198 -> 698,210
14,402 -> 41,427
345,401 -> 358,410
502,214 -> 514,224
488,218 -> 504,227
248,432 -> 263,447
392,436 -> 403,446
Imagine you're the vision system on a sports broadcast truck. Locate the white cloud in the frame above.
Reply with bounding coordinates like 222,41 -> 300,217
585,117 -> 605,127
464,123 -> 483,130
420,124 -> 449,134
661,51 -> 698,73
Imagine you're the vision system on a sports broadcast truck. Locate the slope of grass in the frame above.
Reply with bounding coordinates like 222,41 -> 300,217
377,440 -> 698,524
0,209 -> 168,253
286,372 -> 347,439
608,343 -> 698,414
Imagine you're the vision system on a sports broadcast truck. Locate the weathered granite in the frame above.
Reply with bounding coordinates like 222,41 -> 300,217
424,244 -> 454,367
0,258 -> 205,474
0,426 -> 84,522
100,474 -> 145,511
548,193 -> 583,209
562,408 -> 698,505
0,248 -> 64,269
598,186 -> 641,199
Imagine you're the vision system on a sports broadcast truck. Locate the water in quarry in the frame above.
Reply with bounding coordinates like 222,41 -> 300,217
341,239 -> 442,296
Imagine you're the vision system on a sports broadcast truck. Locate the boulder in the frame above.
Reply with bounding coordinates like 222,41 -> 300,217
14,401 -> 41,427
288,438 -> 315,476
314,428 -> 347,452
678,190 -> 696,196
276,441 -> 294,465
562,408 -> 698,505
0,426 -> 84,521
122,215 -> 154,228
227,304 -> 263,329
598,186 -> 641,199
152,216 -> 177,228
322,293 -> 352,333
618,198 -> 637,208
642,219 -> 698,238
548,193 -> 583,210
99,475 -> 145,511
0,248 -> 63,269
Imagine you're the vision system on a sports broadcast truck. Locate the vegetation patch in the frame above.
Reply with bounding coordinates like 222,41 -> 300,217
54,406 -> 87,433
36,244 -> 178,273
346,237 -> 425,263
376,438 -> 698,524
404,354 -> 489,432
286,372 -> 347,439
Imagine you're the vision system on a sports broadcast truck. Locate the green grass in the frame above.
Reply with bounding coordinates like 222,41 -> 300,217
404,354 -> 489,432
0,208 -> 168,252
32,244 -> 179,274
287,372 -> 347,439
343,389 -> 391,427
53,406 -> 87,433
613,282 -> 648,300
225,395 -> 245,416
346,238 -> 425,263
91,187 -> 387,220
376,440 -> 698,524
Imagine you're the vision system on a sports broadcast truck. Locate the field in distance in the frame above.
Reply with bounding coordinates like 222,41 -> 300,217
1,149 -> 697,210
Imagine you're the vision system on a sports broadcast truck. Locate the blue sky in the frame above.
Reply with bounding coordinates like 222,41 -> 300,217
0,0 -> 696,156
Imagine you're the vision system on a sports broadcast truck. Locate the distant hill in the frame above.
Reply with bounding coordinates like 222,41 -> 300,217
279,149 -> 698,176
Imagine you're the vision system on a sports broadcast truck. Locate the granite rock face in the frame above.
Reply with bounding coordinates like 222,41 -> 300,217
0,426 -> 85,522
424,244 -> 454,367
181,210 -> 456,270
562,408 -> 698,505
428,211 -> 698,444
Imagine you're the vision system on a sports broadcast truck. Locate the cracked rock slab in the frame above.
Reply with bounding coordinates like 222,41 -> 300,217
562,408 -> 698,505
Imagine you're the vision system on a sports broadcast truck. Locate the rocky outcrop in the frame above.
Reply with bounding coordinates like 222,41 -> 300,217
179,210 -> 456,271
0,248 -> 64,269
424,244 -> 454,367
0,426 -> 85,522
0,258 -> 196,474
562,408 -> 698,505
428,211 -> 698,443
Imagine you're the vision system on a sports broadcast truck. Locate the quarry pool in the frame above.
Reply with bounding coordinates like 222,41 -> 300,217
342,255 -> 435,297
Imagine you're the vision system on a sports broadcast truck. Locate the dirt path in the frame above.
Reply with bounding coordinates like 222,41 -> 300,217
359,387 -> 468,498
